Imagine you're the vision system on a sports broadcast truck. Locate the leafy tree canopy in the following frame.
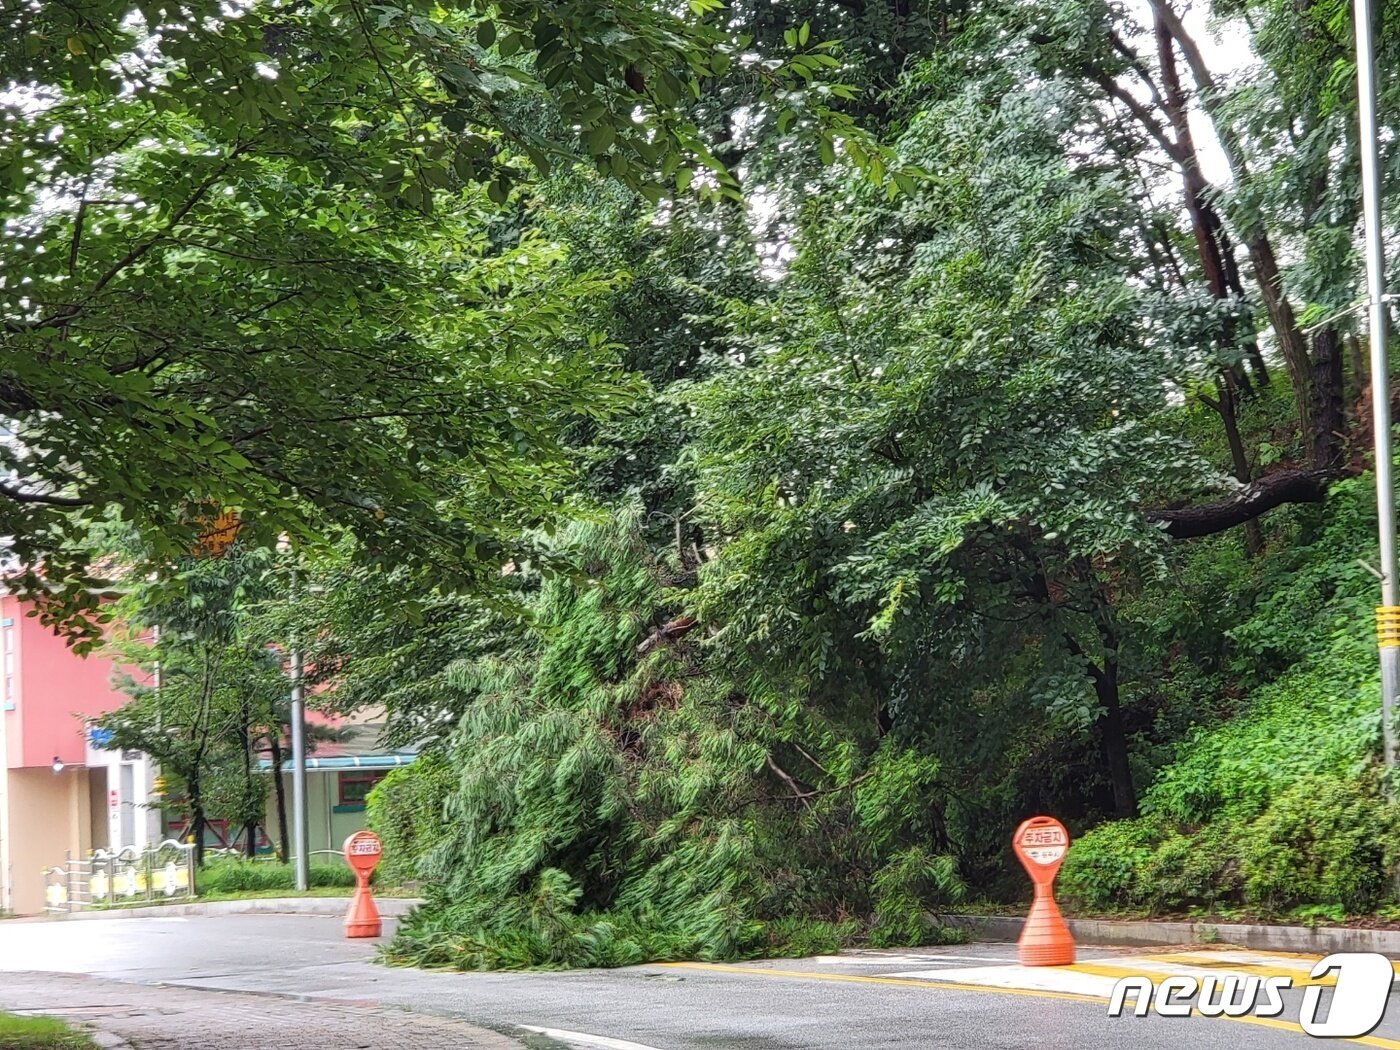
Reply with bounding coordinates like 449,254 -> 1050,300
1,0 -> 878,641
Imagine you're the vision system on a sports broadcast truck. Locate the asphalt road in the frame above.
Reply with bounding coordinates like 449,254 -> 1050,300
1,914 -> 1397,1049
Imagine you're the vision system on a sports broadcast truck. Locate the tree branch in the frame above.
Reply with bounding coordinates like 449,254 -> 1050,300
1088,70 -> 1186,165
765,755 -> 813,809
0,480 -> 91,507
1149,468 -> 1342,539
13,145 -> 249,334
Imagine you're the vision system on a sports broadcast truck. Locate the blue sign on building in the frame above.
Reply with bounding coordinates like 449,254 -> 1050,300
87,726 -> 115,749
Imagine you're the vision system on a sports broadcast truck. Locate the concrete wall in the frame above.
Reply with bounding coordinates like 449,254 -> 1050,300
264,772 -> 373,859
7,596 -> 131,770
4,766 -> 94,914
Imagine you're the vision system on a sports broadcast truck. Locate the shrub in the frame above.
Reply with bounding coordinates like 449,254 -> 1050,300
1139,823 -> 1240,912
1060,775 -> 1397,918
1058,818 -> 1159,911
366,754 -> 456,885
1238,774 -> 1396,914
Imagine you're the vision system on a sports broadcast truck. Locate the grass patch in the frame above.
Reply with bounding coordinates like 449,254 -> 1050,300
196,860 -> 358,895
0,1013 -> 94,1049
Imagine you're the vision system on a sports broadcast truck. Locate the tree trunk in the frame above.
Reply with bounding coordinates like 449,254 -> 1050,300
1202,382 -> 1262,553
1249,236 -> 1313,441
1149,467 -> 1339,537
1154,20 -> 1228,299
1084,587 -> 1138,818
238,711 -> 257,858
1149,0 -> 1312,434
189,781 -> 206,870
1056,573 -> 1139,818
1346,331 -> 1368,416
1151,20 -> 1264,498
1089,658 -> 1137,818
1310,326 -> 1346,469
270,734 -> 290,863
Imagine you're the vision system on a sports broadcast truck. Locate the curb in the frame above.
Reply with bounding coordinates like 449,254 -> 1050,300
87,1029 -> 135,1050
944,912 -> 1400,955
53,896 -> 424,921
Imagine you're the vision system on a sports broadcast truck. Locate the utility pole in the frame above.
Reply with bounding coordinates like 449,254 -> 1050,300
1354,0 -> 1400,778
289,567 -> 309,892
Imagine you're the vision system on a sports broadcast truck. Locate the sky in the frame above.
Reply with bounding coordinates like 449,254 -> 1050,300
1126,0 -> 1255,185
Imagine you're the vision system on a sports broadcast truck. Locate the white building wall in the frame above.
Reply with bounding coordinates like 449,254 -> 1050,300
84,735 -> 162,851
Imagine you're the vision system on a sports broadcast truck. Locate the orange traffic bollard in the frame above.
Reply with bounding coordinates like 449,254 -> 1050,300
342,830 -> 383,939
1011,815 -> 1075,966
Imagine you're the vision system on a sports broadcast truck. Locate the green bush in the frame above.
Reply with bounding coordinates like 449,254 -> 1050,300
366,754 -> 455,885
1058,818 -> 1159,911
1061,775 -> 1397,918
1141,653 -> 1379,827
1139,823 -> 1240,912
1239,774 -> 1396,914
197,859 -> 358,894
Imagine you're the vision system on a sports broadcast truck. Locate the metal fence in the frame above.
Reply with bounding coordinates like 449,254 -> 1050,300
43,840 -> 196,913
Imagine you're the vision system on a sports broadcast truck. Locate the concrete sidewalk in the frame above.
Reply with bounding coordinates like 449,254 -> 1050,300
0,971 -> 524,1050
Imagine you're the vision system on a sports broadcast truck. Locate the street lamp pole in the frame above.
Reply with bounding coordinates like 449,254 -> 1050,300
289,568 -> 309,892
1354,0 -> 1400,778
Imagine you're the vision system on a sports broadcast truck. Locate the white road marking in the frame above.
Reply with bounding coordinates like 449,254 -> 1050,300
881,949 -> 1387,1000
884,964 -> 1122,998
814,954 -> 1015,965
519,1025 -> 665,1050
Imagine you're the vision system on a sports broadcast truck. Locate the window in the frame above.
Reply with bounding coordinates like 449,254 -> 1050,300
337,770 -> 387,808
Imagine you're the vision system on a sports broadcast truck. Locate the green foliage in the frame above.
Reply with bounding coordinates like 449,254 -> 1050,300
24,0 -> 1400,965
1062,477 -> 1398,917
1238,774 -> 1396,914
1061,771 -> 1398,917
4,0 -> 892,638
355,26 -> 1400,949
366,756 -> 457,885
95,544 -> 292,861
382,512 -> 964,969
1057,819 -> 1164,911
1142,478 -> 1381,827
868,847 -> 967,948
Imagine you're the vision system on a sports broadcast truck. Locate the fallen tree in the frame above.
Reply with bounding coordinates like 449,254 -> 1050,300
1149,468 -> 1346,540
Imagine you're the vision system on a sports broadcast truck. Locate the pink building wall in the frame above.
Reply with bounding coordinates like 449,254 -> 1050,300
2,595 -> 131,770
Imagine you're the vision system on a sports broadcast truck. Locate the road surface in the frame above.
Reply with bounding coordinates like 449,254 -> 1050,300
1,914 -> 1397,1049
